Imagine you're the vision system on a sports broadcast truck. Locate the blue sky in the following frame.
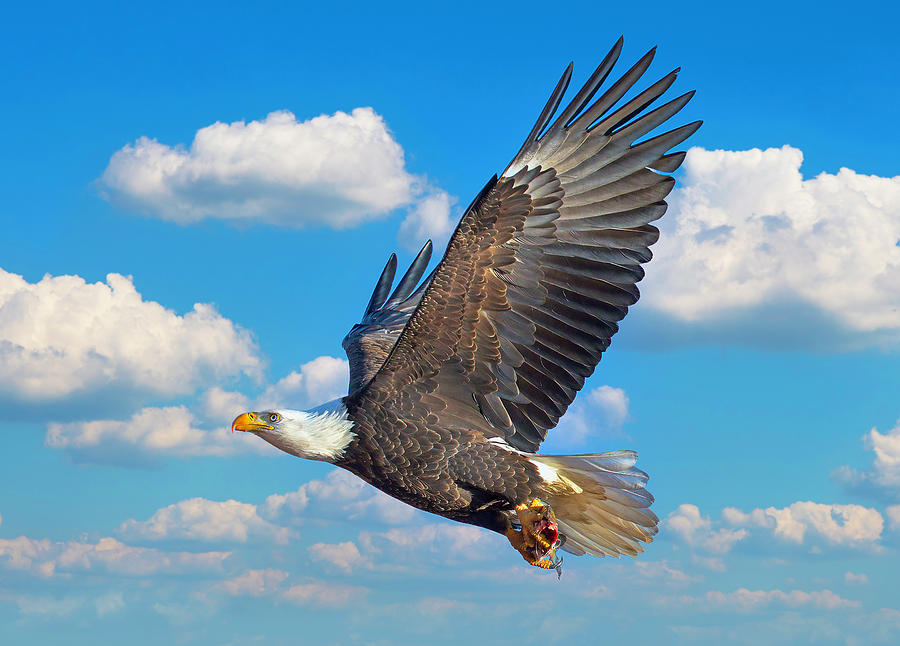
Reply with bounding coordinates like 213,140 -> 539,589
2,1 -> 900,643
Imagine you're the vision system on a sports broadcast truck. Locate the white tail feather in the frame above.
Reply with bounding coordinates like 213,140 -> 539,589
530,450 -> 658,558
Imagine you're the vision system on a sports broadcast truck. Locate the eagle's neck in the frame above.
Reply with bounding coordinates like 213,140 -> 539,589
271,399 -> 355,463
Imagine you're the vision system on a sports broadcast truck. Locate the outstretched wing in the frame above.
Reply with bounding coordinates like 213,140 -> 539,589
356,39 -> 701,452
342,241 -> 433,394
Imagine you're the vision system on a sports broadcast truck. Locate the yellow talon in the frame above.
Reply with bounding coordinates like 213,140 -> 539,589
505,497 -> 562,574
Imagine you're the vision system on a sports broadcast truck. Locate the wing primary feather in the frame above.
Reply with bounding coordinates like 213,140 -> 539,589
552,37 -> 624,131
649,151 -> 687,172
351,46 -> 701,461
364,253 -> 397,316
385,240 -> 433,308
591,69 -> 680,136
570,47 -> 656,133
514,62 -> 573,158
608,90 -> 697,141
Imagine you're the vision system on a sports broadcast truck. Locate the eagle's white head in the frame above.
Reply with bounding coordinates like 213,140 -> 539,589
231,399 -> 354,463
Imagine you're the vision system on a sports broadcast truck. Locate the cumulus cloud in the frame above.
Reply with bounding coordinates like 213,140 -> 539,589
666,504 -> 748,555
633,560 -> 698,584
0,268 -> 260,412
99,108 -> 451,234
199,387 -> 250,425
254,355 -> 349,411
46,405 -> 274,465
359,522 -> 497,565
663,588 -> 860,612
0,535 -> 229,578
886,506 -> 900,531
634,146 -> 900,350
212,569 -> 365,608
845,571 -> 869,585
668,501 -> 884,568
397,189 -> 455,251
44,355 -> 347,465
727,501 -> 884,548
833,419 -> 900,499
119,498 -> 292,544
308,541 -> 370,573
262,469 -> 416,527
549,385 -> 631,446
215,569 -> 288,597
587,386 -> 630,428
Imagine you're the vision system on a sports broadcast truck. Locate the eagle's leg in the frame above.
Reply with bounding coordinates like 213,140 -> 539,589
504,498 -> 562,570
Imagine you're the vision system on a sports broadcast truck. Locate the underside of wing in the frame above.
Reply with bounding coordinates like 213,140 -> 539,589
358,39 -> 700,452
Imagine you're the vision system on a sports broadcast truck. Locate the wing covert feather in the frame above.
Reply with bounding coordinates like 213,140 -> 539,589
353,41 -> 699,452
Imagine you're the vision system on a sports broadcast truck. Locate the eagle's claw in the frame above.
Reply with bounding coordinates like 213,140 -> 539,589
505,498 -> 562,575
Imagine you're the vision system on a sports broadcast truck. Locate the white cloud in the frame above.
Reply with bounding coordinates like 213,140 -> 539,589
666,504 -> 748,555
397,189 -> 455,251
46,405 -> 274,464
119,497 -> 292,544
0,536 -> 56,577
723,501 -> 884,550
199,386 -> 250,425
308,541 -> 370,573
664,587 -> 860,612
755,502 -> 883,547
255,355 -> 349,411
0,591 -> 86,618
212,567 -> 365,608
886,506 -> 900,530
638,146 -> 900,349
44,355 -> 346,465
845,571 -> 869,585
633,560 -> 698,584
262,469 -> 416,526
0,268 -> 260,407
281,580 -> 367,607
691,555 -> 727,572
550,385 -> 631,446
670,501 -> 885,567
721,507 -> 770,527
0,535 -> 229,578
99,108 -> 447,232
359,523 -> 496,564
588,386 -> 630,428
215,569 -> 288,597
834,419 -> 900,498
94,592 -> 126,617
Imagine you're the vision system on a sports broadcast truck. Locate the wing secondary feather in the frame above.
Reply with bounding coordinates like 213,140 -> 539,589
352,41 -> 700,452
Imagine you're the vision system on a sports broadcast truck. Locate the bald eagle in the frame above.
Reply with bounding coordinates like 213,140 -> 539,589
232,38 -> 699,570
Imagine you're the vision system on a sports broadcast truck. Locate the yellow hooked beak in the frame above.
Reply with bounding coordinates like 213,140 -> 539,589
231,412 -> 274,433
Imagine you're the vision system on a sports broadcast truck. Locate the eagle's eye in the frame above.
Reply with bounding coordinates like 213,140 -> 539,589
269,413 -> 280,423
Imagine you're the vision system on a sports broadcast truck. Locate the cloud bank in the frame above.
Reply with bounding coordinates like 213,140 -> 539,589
119,498 -> 292,544
0,268 -> 260,410
636,145 -> 900,350
99,107 -> 451,248
0,535 -> 229,578
44,356 -> 348,465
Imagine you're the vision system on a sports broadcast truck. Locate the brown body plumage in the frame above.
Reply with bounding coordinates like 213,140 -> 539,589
237,39 -> 699,563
